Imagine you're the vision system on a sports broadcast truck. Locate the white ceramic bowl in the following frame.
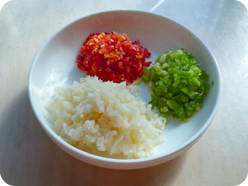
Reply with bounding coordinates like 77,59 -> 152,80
28,10 -> 221,169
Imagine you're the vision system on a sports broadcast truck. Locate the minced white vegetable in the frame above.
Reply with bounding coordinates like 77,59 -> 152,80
47,76 -> 165,159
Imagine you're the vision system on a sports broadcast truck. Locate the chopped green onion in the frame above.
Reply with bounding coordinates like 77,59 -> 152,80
134,80 -> 141,86
211,80 -> 214,86
142,49 -> 210,122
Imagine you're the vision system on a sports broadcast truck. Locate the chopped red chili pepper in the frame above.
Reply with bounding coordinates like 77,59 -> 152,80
76,32 -> 152,84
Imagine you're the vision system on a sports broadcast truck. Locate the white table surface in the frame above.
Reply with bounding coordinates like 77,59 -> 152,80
0,0 -> 248,185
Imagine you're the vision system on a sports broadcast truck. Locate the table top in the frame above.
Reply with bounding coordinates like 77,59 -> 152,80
0,0 -> 248,185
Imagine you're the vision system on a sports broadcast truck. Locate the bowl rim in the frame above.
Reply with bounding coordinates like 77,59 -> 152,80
28,9 -> 222,165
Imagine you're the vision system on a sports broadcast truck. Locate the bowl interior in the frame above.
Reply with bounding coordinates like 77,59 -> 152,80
29,11 -> 221,165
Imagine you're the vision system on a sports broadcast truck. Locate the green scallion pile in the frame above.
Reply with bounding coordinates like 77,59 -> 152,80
142,49 -> 210,122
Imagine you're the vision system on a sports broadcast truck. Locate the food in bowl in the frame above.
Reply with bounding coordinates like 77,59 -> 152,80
76,32 -> 152,84
142,49 -> 210,122
46,35 -> 211,159
47,76 -> 165,159
46,31 -> 212,159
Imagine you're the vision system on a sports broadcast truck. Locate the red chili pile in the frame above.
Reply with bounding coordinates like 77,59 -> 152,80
76,32 -> 152,84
